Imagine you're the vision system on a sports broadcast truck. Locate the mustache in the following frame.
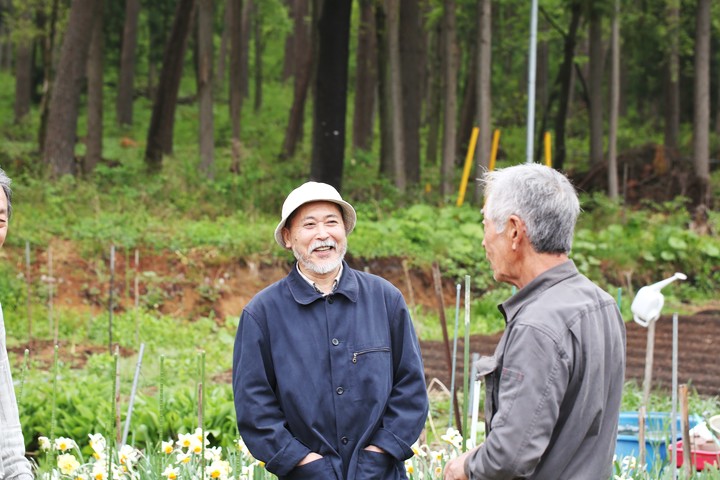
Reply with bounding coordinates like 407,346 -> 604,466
309,240 -> 337,253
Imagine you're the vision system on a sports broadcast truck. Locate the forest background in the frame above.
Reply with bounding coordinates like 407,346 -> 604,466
0,0 -> 719,474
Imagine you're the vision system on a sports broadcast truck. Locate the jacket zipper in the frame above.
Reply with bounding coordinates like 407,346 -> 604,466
352,347 -> 391,364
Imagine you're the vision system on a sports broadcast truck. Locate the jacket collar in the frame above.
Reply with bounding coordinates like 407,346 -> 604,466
498,259 -> 579,324
286,260 -> 359,305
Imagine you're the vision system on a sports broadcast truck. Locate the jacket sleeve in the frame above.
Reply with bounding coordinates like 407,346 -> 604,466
368,295 -> 429,461
232,310 -> 310,477
1,314 -> 34,480
465,324 -> 570,479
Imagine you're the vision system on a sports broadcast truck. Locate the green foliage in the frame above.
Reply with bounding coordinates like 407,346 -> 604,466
573,194 -> 720,300
0,259 -> 27,315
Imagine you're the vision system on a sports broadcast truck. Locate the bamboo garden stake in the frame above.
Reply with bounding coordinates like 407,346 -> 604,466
108,245 -> 115,353
25,241 -> 32,340
449,284 -> 461,428
462,275 -> 471,451
122,343 -> 145,446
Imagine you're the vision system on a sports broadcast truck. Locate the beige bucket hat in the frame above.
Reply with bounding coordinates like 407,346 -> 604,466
274,181 -> 357,248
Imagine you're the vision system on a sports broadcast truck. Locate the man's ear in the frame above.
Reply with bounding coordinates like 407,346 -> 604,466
506,215 -> 525,243
282,228 -> 292,249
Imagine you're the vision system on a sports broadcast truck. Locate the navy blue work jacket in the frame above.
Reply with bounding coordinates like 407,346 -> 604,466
233,261 -> 428,480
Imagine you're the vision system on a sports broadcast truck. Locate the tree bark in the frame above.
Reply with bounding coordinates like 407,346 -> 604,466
43,0 -> 98,178
553,1 -> 582,171
0,0 -> 8,70
377,2 -> 392,178
607,0 -> 620,199
399,0 -> 423,185
36,0 -> 60,152
425,21 -> 442,166
692,0 -> 710,205
588,7 -> 604,167
352,0 -> 376,153
386,0 -> 405,191
85,1 -> 104,174
474,0 -> 491,202
198,0 -> 214,179
457,45 -> 476,164
280,0 -> 311,159
116,0 -> 140,126
253,1 -> 262,112
310,0 -> 352,190
440,0 -> 458,197
664,0 -> 680,154
229,0 -> 243,171
281,0 -> 294,82
216,0 -> 231,90
144,0 -> 196,172
239,0 -> 252,99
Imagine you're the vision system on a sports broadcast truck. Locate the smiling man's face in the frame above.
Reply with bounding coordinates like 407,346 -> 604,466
282,201 -> 347,277
0,188 -> 8,248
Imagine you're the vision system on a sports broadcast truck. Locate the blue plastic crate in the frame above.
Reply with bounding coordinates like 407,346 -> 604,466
615,412 -> 700,472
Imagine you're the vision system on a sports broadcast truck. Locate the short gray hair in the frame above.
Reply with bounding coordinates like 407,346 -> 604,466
482,163 -> 580,254
0,167 -> 11,219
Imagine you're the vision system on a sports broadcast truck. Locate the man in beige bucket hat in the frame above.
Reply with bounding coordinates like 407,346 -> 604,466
233,181 -> 428,480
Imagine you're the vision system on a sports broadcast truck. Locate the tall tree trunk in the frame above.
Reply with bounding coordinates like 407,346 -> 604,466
588,8 -> 604,167
310,0 -> 352,190
279,0 -> 311,159
144,0 -> 196,172
43,0 -> 98,178
0,0 -> 8,70
377,2 -> 392,178
717,49 -> 720,137
425,21 -> 442,166
239,0 -> 252,99
352,0 -> 376,153
116,0 -> 140,126
474,0 -> 491,202
607,0 -> 620,199
13,10 -> 33,123
229,0 -> 243,171
456,45 -> 476,163
253,1 -> 262,112
216,0 -> 231,90
664,0 -> 680,154
386,0 -> 405,191
553,1 -> 582,171
281,0 -> 294,82
692,0 -> 710,205
198,0 -> 214,178
85,1 -> 104,174
717,51 -> 720,137
399,0 -> 422,185
440,0 -> 458,197
537,18 -> 549,113
37,0 -> 61,152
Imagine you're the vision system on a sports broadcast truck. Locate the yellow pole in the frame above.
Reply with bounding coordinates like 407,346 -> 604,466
456,127 -> 480,207
488,129 -> 501,172
544,131 -> 552,167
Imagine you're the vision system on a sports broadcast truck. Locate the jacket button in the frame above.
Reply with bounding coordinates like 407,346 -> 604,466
336,387 -> 344,395
341,436 -> 348,445
332,338 -> 339,346
328,296 -> 334,304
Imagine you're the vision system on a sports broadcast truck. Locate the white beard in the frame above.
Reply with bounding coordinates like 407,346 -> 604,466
292,240 -> 347,275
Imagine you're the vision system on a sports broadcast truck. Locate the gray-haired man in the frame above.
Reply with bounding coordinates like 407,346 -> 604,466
444,164 -> 626,480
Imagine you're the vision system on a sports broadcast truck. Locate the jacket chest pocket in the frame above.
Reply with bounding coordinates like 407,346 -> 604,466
352,347 -> 391,364
349,344 -> 392,401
